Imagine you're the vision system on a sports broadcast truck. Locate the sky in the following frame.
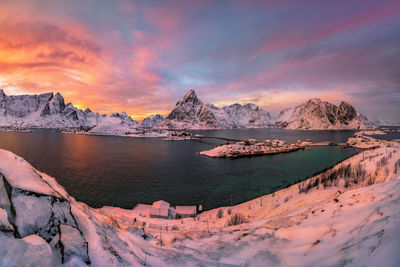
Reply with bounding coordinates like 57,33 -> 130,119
0,0 -> 399,122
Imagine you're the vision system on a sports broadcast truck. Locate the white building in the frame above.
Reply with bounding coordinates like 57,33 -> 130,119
150,200 -> 170,219
175,205 -> 197,218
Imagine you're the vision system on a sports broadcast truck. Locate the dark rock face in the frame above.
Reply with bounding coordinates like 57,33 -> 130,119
337,101 -> 356,124
63,103 -> 80,121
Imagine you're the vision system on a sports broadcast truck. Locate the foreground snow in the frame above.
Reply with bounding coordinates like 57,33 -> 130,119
0,142 -> 399,266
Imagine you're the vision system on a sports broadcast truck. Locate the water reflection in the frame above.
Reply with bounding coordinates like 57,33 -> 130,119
0,129 -> 363,210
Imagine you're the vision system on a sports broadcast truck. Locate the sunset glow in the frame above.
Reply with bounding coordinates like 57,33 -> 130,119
0,0 -> 399,121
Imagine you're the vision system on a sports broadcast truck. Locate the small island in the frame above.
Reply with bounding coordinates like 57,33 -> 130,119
200,139 -> 306,158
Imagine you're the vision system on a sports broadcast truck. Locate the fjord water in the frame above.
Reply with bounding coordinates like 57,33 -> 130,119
0,129 -> 361,210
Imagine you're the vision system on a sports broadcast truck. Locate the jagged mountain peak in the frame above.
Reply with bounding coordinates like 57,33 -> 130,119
139,114 -> 164,128
307,98 -> 323,104
0,90 -> 141,132
156,90 -> 273,129
179,89 -> 200,106
276,98 -> 373,129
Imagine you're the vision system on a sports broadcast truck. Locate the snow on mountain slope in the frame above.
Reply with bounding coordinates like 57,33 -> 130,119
276,98 -> 374,130
1,141 -> 399,266
155,90 -> 220,129
223,103 -> 273,128
0,90 -> 153,137
88,112 -> 138,135
139,114 -> 164,128
156,89 -> 273,129
0,89 -> 101,128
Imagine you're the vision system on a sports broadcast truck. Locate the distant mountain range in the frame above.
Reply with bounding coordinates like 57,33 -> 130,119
0,89 -> 142,135
155,90 -> 273,129
0,88 -> 376,132
275,98 -> 374,130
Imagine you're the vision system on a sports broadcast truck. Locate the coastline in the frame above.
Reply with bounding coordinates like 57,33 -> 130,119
0,140 -> 399,265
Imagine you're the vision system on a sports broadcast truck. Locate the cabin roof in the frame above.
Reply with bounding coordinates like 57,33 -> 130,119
152,200 -> 170,209
176,205 -> 197,215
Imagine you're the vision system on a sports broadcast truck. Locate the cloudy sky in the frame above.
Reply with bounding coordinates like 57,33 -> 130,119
0,0 -> 399,121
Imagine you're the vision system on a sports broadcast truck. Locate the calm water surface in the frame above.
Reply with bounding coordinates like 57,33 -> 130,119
0,129 -> 364,210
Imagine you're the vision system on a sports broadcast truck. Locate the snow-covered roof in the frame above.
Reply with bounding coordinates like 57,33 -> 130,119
175,206 -> 196,215
152,200 -> 170,210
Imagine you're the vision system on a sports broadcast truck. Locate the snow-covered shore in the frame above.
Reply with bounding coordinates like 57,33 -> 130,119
0,141 -> 400,266
200,139 -> 305,158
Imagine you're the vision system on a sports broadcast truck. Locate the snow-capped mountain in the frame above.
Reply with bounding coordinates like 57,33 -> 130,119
222,103 -> 272,128
139,114 -> 164,128
155,90 -> 273,129
0,89 -> 141,134
0,89 -> 100,128
276,98 -> 373,130
88,112 -> 139,135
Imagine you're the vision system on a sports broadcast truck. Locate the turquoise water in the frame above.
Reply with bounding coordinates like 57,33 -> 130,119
0,129 -> 361,210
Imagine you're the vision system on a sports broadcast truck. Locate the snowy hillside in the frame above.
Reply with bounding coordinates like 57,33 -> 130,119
276,98 -> 374,130
0,141 -> 399,266
156,90 -> 273,129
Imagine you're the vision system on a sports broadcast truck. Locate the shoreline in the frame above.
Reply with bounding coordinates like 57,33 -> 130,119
0,140 -> 399,265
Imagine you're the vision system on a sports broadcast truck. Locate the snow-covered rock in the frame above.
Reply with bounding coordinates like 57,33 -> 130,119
0,233 -> 55,266
156,89 -> 273,129
139,114 -> 164,128
0,149 -> 90,264
59,224 -> 90,264
276,98 -> 374,130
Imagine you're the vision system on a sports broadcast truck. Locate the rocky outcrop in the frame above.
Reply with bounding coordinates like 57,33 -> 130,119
139,114 -> 164,128
0,150 -> 90,265
156,90 -> 273,129
276,98 -> 373,130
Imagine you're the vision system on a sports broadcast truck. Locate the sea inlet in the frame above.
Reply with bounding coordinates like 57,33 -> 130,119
0,128 -> 361,210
